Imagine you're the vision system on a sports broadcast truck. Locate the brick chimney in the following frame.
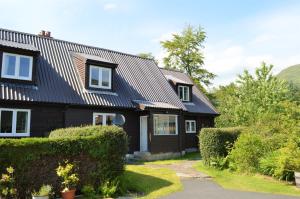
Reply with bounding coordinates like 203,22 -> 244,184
38,30 -> 52,38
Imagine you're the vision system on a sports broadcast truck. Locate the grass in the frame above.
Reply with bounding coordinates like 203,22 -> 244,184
143,152 -> 201,165
120,165 -> 182,199
195,161 -> 300,197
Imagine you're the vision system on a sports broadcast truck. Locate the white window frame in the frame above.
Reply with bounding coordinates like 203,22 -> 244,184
178,85 -> 190,101
89,65 -> 112,89
1,52 -> 33,81
153,114 -> 178,136
186,120 -> 196,133
0,108 -> 31,137
93,113 -> 116,126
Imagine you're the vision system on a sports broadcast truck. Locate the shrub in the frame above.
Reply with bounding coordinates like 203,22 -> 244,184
0,125 -> 128,198
81,185 -> 97,199
56,161 -> 79,192
199,127 -> 242,165
259,139 -> 300,181
32,185 -> 52,197
0,166 -> 16,199
228,133 -> 266,173
98,179 -> 119,198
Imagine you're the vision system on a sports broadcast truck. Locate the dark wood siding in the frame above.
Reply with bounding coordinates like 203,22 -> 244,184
0,102 -> 65,137
65,107 -> 139,153
184,114 -> 215,149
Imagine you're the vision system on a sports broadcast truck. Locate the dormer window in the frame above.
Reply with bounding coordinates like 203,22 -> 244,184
1,52 -> 33,81
89,65 -> 112,89
178,85 -> 190,101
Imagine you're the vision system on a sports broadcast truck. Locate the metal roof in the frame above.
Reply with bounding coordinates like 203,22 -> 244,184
160,68 -> 219,115
132,100 -> 181,110
0,39 -> 39,52
0,28 -> 186,110
75,52 -> 117,65
164,74 -> 193,85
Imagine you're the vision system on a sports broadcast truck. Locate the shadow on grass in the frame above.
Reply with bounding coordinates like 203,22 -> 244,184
121,170 -> 173,196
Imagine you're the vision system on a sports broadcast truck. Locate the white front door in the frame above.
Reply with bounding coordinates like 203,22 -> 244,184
140,116 -> 148,152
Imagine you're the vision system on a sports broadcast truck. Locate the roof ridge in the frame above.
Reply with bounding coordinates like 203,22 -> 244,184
0,27 -> 154,61
159,67 -> 184,73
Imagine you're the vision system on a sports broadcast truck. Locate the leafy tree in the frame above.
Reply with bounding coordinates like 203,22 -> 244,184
161,25 -> 215,89
215,62 -> 297,127
137,52 -> 158,65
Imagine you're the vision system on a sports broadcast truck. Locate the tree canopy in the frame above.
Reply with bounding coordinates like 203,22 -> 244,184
161,25 -> 215,89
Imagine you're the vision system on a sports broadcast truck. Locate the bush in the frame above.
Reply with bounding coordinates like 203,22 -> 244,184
199,127 -> 242,165
81,185 -> 97,199
0,125 -> 128,198
259,139 -> 300,181
228,133 -> 266,173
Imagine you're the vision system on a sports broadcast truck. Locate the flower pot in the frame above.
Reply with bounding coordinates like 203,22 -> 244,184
295,171 -> 300,188
61,189 -> 76,199
32,196 -> 49,199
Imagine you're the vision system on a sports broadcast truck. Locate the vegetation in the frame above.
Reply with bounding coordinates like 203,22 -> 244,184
161,25 -> 215,91
137,52 -> 159,65
0,166 -> 16,199
0,125 -> 128,198
56,161 -> 79,192
205,62 -> 300,185
196,161 -> 300,197
120,165 -> 182,199
277,64 -> 300,88
32,185 -> 52,197
199,127 -> 242,165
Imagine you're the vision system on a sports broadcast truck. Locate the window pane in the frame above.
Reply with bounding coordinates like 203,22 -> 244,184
102,69 -> 110,87
191,121 -> 196,132
183,87 -> 189,101
19,57 -> 30,78
94,115 -> 103,125
186,121 -> 191,132
106,115 -> 115,126
179,87 -> 183,100
90,67 -> 99,86
169,116 -> 176,134
16,111 -> 28,133
3,55 -> 16,76
0,110 -> 13,133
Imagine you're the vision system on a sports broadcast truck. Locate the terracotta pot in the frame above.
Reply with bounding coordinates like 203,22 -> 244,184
61,189 -> 76,199
295,171 -> 300,188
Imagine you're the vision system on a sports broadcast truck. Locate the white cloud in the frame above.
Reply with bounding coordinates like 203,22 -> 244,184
103,3 -> 117,10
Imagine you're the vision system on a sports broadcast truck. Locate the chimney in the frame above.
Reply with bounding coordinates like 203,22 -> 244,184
38,30 -> 52,38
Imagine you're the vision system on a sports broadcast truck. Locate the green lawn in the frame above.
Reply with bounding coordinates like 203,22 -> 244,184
195,161 -> 300,197
121,165 -> 182,199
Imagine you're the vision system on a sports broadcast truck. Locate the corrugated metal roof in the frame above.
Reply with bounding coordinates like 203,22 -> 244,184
0,39 -> 39,52
160,68 -> 219,115
164,74 -> 193,85
132,100 -> 180,110
0,28 -> 186,110
75,52 -> 117,65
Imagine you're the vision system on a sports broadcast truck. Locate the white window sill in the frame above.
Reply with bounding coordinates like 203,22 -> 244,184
0,133 -> 30,137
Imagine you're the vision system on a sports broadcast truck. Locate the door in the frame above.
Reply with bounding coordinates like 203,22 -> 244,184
140,116 -> 148,152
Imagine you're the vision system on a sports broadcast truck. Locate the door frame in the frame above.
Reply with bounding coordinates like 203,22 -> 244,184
139,116 -> 148,152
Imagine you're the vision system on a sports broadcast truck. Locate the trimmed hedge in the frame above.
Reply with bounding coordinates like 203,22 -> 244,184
199,127 -> 243,165
0,125 -> 128,198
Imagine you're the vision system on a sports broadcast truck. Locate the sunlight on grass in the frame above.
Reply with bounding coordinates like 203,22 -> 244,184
121,165 -> 182,199
195,161 -> 300,197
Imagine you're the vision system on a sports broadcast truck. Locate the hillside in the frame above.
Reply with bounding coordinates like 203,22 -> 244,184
277,64 -> 300,88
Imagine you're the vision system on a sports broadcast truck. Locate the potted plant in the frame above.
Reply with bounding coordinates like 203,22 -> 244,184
56,161 -> 79,199
0,166 -> 16,199
32,185 -> 52,199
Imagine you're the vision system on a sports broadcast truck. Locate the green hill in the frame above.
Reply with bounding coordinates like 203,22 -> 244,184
277,64 -> 300,88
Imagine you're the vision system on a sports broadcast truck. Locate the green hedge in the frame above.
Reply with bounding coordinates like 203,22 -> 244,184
199,127 -> 243,165
0,125 -> 128,198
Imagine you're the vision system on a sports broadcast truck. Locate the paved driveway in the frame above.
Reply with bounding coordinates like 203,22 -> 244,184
163,178 -> 299,199
147,160 -> 299,199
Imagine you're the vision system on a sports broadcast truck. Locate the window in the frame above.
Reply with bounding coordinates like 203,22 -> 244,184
1,53 -> 33,80
178,85 -> 190,101
89,65 -> 112,89
153,114 -> 178,135
0,109 -> 30,137
93,113 -> 125,126
186,120 -> 196,133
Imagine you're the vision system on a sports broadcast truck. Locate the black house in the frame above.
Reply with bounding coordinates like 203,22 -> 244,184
0,28 -> 218,154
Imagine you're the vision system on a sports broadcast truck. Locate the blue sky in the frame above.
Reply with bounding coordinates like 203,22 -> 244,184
1,0 -> 300,87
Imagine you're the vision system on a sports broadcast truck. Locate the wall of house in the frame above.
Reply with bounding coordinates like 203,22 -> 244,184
184,114 -> 215,150
64,107 -> 139,153
0,101 -> 139,153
